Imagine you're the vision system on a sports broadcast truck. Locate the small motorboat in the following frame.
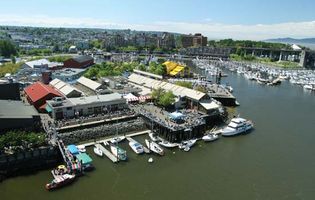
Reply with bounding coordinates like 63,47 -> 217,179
109,136 -> 126,144
178,139 -> 197,150
158,140 -> 178,148
202,133 -> 219,142
148,132 -> 160,142
110,145 -> 127,161
148,157 -> 154,163
145,139 -> 164,156
129,141 -> 144,154
45,174 -> 75,191
77,145 -> 86,153
93,146 -> 103,157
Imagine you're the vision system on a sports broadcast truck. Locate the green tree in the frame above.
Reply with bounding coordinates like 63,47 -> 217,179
0,40 -> 17,57
175,81 -> 193,89
158,91 -> 175,107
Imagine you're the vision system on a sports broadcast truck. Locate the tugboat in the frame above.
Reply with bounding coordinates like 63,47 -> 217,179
45,174 -> 76,191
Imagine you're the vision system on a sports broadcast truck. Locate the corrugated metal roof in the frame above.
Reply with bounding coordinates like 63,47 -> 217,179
50,78 -> 82,97
68,93 -> 124,105
77,76 -> 101,91
128,73 -> 205,101
24,81 -> 62,103
72,55 -> 93,63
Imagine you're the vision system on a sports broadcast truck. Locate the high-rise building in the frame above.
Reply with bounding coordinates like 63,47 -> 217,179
181,33 -> 208,48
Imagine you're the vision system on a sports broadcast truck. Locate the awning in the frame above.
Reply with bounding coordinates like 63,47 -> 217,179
45,104 -> 52,113
200,100 -> 220,110
67,145 -> 79,155
169,111 -> 185,120
76,153 -> 93,165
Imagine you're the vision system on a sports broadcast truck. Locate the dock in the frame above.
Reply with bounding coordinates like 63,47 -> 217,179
95,143 -> 118,163
80,130 -> 151,147
126,136 -> 150,154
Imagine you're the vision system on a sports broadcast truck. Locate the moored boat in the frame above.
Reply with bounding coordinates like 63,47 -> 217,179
158,140 -> 178,148
77,145 -> 86,153
202,133 -> 219,142
221,117 -> 253,136
109,136 -> 126,144
149,132 -> 160,142
145,139 -> 164,156
128,141 -> 144,154
178,139 -> 197,151
93,146 -> 103,157
110,145 -> 127,161
45,174 -> 75,191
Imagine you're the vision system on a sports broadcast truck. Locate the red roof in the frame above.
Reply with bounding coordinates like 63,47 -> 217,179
24,81 -> 62,103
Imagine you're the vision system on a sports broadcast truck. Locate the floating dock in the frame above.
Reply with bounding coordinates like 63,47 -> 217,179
95,143 -> 118,163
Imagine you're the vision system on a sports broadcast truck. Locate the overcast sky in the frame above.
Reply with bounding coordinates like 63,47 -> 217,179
0,0 -> 315,40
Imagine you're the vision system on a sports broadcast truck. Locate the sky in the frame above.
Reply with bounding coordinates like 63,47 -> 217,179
0,0 -> 315,40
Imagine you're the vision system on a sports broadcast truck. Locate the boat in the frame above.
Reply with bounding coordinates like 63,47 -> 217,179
221,117 -> 253,136
303,84 -> 314,90
148,157 -> 154,163
158,140 -> 178,148
109,136 -> 126,144
145,139 -> 164,156
128,141 -> 144,154
202,133 -> 219,142
76,145 -> 86,153
45,174 -> 75,191
93,146 -> 103,157
148,132 -> 160,142
178,139 -> 197,151
110,145 -> 127,161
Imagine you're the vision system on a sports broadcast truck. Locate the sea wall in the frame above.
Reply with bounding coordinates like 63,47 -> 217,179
59,117 -> 146,144
0,146 -> 61,181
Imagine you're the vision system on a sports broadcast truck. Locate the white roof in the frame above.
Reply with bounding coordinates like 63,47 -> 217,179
50,78 -> 82,96
24,59 -> 62,69
77,76 -> 102,91
128,73 -> 205,101
200,100 -> 220,110
68,93 -> 124,105
291,44 -> 302,50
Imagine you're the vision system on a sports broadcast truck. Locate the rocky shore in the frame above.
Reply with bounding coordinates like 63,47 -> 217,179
58,118 -> 146,144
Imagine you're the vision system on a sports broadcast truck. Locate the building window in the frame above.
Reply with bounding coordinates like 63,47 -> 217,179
66,107 -> 72,110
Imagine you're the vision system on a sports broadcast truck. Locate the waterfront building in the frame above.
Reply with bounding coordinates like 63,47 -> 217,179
63,55 -> 94,69
50,78 -> 83,98
0,100 -> 41,132
21,59 -> 63,71
46,93 -> 127,120
76,76 -> 103,92
24,81 -> 63,112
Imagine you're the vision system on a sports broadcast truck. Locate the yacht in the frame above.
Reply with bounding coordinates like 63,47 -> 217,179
221,117 -> 253,136
93,146 -> 103,157
45,174 -> 76,191
128,141 -> 144,154
145,139 -> 164,156
110,145 -> 127,161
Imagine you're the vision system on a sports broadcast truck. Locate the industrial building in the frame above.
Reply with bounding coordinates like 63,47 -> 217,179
46,93 -> 127,120
63,55 -> 94,69
50,78 -> 83,98
52,68 -> 86,82
0,100 -> 41,132
24,81 -> 63,112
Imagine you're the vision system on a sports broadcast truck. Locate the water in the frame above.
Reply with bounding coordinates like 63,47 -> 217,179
1,71 -> 315,200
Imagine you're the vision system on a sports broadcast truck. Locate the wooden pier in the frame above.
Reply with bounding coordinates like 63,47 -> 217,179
94,143 -> 118,163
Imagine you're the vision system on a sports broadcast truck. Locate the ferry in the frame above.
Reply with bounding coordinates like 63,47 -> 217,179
221,117 -> 253,136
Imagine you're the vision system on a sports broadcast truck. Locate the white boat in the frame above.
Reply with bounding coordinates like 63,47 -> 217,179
178,139 -> 197,150
303,84 -> 313,90
145,139 -> 164,156
110,145 -> 127,161
221,117 -> 253,136
109,136 -> 126,144
158,140 -> 178,148
77,145 -> 86,153
202,133 -> 219,142
128,141 -> 144,154
148,132 -> 160,142
93,146 -> 103,157
148,157 -> 154,163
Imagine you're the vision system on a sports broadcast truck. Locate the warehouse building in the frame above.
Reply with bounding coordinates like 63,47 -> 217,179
50,78 -> 83,98
0,100 -> 41,132
46,93 -> 127,120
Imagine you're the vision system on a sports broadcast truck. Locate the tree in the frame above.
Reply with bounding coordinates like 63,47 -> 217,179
151,87 -> 164,103
0,40 -> 17,57
175,81 -> 193,89
158,91 -> 175,107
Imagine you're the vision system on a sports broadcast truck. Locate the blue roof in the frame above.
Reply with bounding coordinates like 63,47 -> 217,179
169,111 -> 185,120
67,145 -> 79,155
75,153 -> 93,165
